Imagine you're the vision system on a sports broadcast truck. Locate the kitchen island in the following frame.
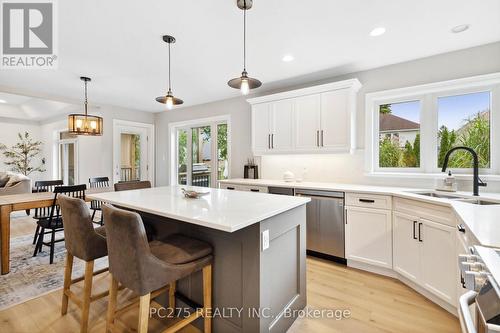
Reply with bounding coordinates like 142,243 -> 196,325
89,186 -> 310,333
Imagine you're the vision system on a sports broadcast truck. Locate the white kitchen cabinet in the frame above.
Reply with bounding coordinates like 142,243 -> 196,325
294,94 -> 321,150
420,219 -> 456,304
270,99 -> 294,151
252,103 -> 272,152
345,206 -> 392,268
248,79 -> 361,155
219,183 -> 268,193
320,89 -> 351,150
393,211 -> 457,305
393,212 -> 421,283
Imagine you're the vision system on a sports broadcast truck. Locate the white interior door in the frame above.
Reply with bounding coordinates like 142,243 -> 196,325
113,120 -> 154,184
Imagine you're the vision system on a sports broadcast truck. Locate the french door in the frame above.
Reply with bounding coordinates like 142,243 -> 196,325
175,121 -> 229,188
113,120 -> 154,184
58,139 -> 78,185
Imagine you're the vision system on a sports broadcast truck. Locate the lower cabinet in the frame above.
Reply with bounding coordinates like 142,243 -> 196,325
345,206 -> 392,268
393,211 -> 456,305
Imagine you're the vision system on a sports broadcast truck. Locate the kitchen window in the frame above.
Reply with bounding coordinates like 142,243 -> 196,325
367,73 -> 500,176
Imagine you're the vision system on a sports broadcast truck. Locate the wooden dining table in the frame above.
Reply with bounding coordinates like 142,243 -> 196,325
0,187 -> 112,275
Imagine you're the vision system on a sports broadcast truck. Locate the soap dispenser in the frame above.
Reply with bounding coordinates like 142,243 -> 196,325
437,170 -> 457,192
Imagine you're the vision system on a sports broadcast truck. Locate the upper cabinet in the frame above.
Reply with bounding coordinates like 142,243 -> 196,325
248,79 -> 361,155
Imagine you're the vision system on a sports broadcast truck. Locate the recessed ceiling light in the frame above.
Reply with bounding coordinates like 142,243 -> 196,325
0,99 -> 6,104
282,54 -> 294,62
369,27 -> 386,37
451,24 -> 470,34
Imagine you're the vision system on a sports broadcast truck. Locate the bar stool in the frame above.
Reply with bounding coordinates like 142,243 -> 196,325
102,204 -> 213,333
58,195 -> 109,333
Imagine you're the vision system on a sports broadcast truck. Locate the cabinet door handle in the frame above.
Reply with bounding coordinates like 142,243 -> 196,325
271,134 -> 274,149
321,130 -> 324,147
227,187 -> 235,190
413,221 -> 417,240
316,130 -> 319,147
418,222 -> 423,242
359,199 -> 375,203
457,224 -> 465,233
250,189 -> 260,192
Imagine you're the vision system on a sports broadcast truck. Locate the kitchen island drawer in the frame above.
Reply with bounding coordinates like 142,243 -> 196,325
346,192 -> 392,210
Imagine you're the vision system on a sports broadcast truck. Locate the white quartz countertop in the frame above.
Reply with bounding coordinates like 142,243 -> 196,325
88,186 -> 310,233
220,178 -> 500,247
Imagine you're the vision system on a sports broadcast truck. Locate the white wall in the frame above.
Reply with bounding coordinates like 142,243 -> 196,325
155,41 -> 500,191
0,118 -> 44,181
37,104 -> 155,186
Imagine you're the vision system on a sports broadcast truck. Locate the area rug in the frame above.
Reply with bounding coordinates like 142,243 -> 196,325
0,214 -> 108,311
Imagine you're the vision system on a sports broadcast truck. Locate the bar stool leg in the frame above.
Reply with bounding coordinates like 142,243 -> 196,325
138,293 -> 151,333
168,281 -> 176,311
106,275 -> 119,333
203,264 -> 212,333
61,253 -> 74,315
80,260 -> 94,333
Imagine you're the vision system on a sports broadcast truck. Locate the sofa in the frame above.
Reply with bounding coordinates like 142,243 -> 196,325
0,172 -> 32,196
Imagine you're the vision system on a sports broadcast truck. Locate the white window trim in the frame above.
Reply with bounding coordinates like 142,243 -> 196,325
54,129 -> 79,184
365,72 -> 500,177
168,115 -> 231,187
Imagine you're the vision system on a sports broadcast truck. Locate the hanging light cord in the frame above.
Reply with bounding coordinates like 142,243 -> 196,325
243,6 -> 246,72
84,79 -> 88,116
168,41 -> 172,93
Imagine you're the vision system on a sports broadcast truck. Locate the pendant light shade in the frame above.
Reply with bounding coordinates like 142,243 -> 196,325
68,77 -> 103,136
156,35 -> 183,109
228,0 -> 262,95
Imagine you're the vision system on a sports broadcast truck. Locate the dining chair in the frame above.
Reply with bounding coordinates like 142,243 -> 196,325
59,195 -> 109,333
33,184 -> 87,264
113,180 -> 151,192
103,204 -> 213,333
32,180 -> 64,245
89,176 -> 109,225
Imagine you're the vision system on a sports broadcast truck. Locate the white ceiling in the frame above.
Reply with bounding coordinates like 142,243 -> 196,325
0,0 -> 499,114
0,92 -> 79,121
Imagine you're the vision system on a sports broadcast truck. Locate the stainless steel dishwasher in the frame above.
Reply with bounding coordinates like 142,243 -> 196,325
295,189 -> 345,263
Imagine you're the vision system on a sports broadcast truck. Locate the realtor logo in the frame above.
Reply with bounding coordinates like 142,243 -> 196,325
1,0 -> 57,68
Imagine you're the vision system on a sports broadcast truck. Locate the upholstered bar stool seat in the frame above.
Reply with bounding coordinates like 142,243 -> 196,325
58,195 -> 110,333
103,204 -> 214,333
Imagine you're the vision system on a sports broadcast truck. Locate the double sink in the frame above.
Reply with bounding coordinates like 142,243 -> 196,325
408,191 -> 500,205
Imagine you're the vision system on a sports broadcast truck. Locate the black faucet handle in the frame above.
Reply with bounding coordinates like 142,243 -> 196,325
478,177 -> 487,187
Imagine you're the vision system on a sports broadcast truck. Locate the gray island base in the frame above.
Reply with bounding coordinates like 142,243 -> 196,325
144,204 -> 306,333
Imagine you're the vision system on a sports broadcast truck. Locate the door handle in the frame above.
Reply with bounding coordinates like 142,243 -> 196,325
271,134 -> 274,149
413,221 -> 417,240
418,222 -> 423,242
359,199 -> 375,203
316,130 -> 319,147
268,134 -> 271,149
321,130 -> 324,147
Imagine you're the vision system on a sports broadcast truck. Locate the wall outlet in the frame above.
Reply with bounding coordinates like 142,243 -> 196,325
262,229 -> 270,251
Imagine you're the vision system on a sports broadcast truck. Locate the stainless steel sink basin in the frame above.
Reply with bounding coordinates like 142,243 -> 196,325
410,192 -> 463,199
455,198 -> 500,205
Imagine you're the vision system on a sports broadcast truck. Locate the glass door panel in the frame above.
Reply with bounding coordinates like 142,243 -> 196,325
177,129 -> 188,185
191,126 -> 211,187
217,123 -> 229,180
120,133 -> 142,181
59,142 -> 76,185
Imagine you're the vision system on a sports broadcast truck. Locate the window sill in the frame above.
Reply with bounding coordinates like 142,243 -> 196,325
366,172 -> 500,181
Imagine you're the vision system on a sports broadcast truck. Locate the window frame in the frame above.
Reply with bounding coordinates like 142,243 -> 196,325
168,115 -> 231,188
366,72 -> 500,176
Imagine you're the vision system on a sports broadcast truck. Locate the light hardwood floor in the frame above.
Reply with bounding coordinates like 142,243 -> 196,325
0,214 -> 460,333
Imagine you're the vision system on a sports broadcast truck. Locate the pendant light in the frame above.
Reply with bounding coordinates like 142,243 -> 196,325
68,77 -> 103,136
156,35 -> 183,109
228,0 -> 262,95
